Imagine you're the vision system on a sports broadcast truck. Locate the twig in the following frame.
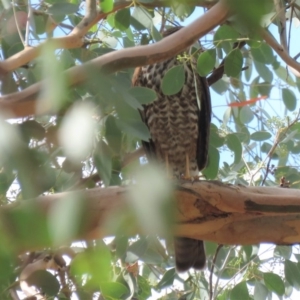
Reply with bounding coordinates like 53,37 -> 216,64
209,244 -> 223,300
9,289 -> 20,300
212,246 -> 235,298
261,110 -> 300,186
11,0 -> 25,46
25,0 -> 33,47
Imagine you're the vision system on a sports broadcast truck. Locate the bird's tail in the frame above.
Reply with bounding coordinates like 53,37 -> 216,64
174,237 -> 206,272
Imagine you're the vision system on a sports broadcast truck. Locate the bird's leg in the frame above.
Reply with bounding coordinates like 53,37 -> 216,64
182,153 -> 200,181
184,153 -> 190,179
165,153 -> 170,178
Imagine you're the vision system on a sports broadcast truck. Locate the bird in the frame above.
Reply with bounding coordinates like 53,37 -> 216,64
132,26 -> 211,272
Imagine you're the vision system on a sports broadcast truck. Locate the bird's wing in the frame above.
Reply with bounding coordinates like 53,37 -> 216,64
132,66 -> 157,159
196,73 -> 212,171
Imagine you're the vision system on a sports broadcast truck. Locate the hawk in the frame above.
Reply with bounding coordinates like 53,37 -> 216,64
132,27 -> 211,272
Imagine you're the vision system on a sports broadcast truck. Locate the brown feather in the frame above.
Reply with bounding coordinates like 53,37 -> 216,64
133,26 -> 211,272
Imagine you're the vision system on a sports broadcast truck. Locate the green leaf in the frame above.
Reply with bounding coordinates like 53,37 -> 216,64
291,141 -> 300,154
137,275 -> 152,299
296,77 -> 300,92
161,65 -> 185,95
236,124 -> 250,144
227,0 -> 273,30
257,81 -> 272,97
3,200 -> 51,246
254,60 -> 273,82
254,282 -> 268,300
127,237 -> 148,262
226,133 -> 242,164
114,235 -> 128,260
70,245 -> 112,285
210,124 -> 225,148
131,7 -> 152,29
230,281 -> 249,300
122,91 -> 143,110
274,66 -> 296,87
27,270 -> 60,296
251,43 -> 274,64
244,58 -> 252,83
101,282 -> 129,299
239,106 -> 254,124
0,169 -> 14,195
123,36 -> 135,48
224,49 -> 243,77
213,25 -> 239,47
274,245 -> 292,259
141,248 -> 164,264
151,24 -> 162,42
202,145 -> 219,179
33,15 -> 47,35
115,8 -> 131,31
197,49 -> 216,76
105,116 -> 122,154
114,94 -> 142,121
116,119 -> 150,141
211,78 -> 229,94
100,0 -> 113,13
285,260 -> 300,289
128,86 -> 157,105
19,120 -> 45,142
106,13 -> 115,27
282,88 -> 297,111
93,141 -> 112,186
249,76 -> 259,99
156,268 -> 176,290
47,3 -> 79,15
223,107 -> 231,126
250,131 -> 272,141
120,272 -> 135,299
204,242 -> 218,256
171,3 -> 195,19
263,272 -> 285,296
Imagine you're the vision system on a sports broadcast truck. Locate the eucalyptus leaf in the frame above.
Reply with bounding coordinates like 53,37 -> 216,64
224,49 -> 243,77
197,49 -> 216,76
226,133 -> 242,164
161,65 -> 185,95
250,131 -> 272,141
282,88 -> 297,111
115,8 -> 131,31
263,272 -> 285,296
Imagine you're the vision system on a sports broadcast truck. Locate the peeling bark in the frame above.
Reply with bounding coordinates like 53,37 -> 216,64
1,181 -> 300,253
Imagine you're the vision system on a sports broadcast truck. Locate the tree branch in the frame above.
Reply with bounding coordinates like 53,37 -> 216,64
0,0 -> 217,74
0,0 -> 98,73
2,181 -> 300,253
0,0 -> 230,118
262,29 -> 300,73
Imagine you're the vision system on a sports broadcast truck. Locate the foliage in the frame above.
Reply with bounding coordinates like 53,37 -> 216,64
0,0 -> 300,299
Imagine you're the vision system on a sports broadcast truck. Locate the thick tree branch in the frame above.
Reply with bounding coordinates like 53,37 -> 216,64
0,0 -> 230,118
262,29 -> 300,73
2,181 -> 300,253
0,0 -> 217,74
0,0 -> 98,73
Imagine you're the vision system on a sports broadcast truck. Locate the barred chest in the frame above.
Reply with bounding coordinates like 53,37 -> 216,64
138,57 -> 201,176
